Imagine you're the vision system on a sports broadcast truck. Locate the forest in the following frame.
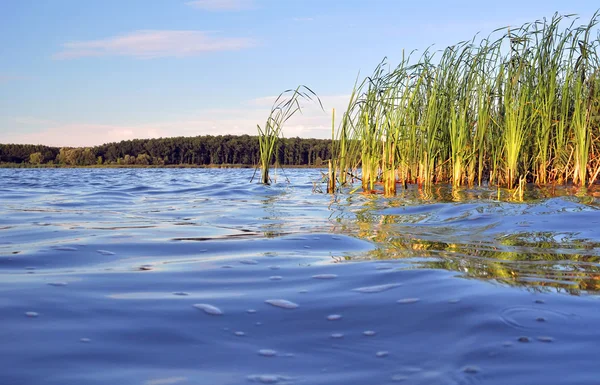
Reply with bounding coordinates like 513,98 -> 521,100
0,135 -> 333,167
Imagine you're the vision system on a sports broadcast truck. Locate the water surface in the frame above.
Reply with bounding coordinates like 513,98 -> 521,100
1,168 -> 600,384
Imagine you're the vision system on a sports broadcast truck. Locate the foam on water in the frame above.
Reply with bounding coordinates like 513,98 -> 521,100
312,274 -> 338,279
258,349 -> 277,357
352,283 -> 403,293
192,303 -> 223,315
265,299 -> 299,309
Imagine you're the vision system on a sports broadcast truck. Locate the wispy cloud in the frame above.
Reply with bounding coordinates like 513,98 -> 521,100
185,0 -> 253,11
54,30 -> 256,59
2,95 -> 349,147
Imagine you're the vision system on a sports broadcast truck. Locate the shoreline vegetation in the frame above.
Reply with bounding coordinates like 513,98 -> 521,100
317,12 -> 600,195
0,162 -> 324,169
0,135 -> 333,168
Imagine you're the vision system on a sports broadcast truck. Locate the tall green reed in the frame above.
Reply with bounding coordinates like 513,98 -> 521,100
333,11 -> 600,194
256,86 -> 322,184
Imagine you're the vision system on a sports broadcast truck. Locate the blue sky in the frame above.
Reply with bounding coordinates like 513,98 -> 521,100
0,0 -> 598,146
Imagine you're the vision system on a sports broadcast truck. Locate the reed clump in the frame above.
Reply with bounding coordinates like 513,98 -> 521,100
330,12 -> 600,194
254,86 -> 322,184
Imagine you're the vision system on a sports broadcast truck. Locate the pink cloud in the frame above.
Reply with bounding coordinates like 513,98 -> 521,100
1,94 -> 349,147
54,30 -> 256,59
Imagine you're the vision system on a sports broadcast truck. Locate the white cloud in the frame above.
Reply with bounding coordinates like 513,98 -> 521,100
1,94 -> 351,147
185,0 -> 253,11
54,30 -> 256,59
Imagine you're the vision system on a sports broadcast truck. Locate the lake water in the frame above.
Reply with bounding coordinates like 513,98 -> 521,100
1,168 -> 600,385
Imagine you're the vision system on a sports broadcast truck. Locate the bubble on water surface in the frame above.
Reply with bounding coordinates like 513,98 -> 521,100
240,259 -> 259,265
193,303 -> 223,315
397,298 -> 420,304
258,349 -> 277,357
352,283 -> 402,293
80,338 -> 91,343
500,306 -> 573,330
448,299 -> 461,304
96,250 -> 115,256
247,309 -> 257,314
265,299 -> 298,309
247,374 -> 293,384
390,374 -> 409,382
312,274 -> 337,279
363,330 -> 376,336
25,312 -> 39,318
330,333 -> 344,339
269,276 -> 283,281
144,376 -> 188,385
55,247 -> 77,251
376,351 -> 389,357
48,282 -> 68,287
462,365 -> 481,374
537,336 -> 554,343
234,331 -> 246,336
326,314 -> 342,321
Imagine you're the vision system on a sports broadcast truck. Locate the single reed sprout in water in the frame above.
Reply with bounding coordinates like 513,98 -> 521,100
255,85 -> 322,184
328,108 -> 336,193
333,10 -> 600,194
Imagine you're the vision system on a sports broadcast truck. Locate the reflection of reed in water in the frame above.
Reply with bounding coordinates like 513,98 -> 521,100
337,188 -> 600,294
358,219 -> 600,294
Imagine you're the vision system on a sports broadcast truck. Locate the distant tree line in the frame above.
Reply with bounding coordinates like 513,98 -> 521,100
0,135 -> 333,167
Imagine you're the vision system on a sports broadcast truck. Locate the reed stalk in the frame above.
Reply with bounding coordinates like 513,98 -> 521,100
328,109 -> 336,193
256,86 -> 322,184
